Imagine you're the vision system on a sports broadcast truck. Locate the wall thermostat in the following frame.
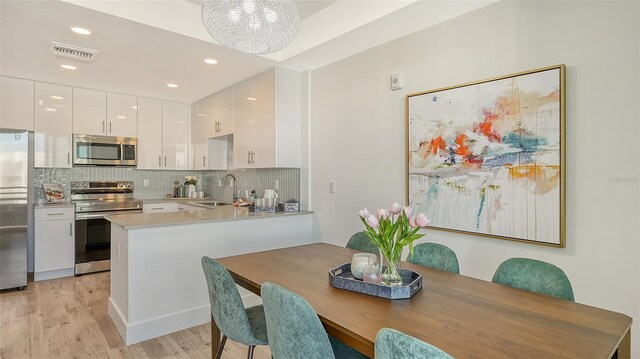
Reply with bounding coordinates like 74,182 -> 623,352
391,72 -> 404,91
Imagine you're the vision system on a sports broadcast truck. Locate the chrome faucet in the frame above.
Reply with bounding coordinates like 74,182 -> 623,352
223,174 -> 238,202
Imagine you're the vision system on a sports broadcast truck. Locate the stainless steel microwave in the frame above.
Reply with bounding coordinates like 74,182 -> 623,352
73,134 -> 137,166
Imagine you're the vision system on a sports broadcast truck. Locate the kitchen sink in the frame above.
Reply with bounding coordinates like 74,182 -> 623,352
196,201 -> 232,207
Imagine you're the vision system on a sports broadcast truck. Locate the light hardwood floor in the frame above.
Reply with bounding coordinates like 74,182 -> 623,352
0,272 -> 272,359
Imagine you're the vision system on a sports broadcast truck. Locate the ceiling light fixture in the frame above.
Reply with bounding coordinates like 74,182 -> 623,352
166,83 -> 178,88
50,96 -> 64,100
132,106 -> 138,109
201,0 -> 299,55
197,114 -> 207,117
204,58 -> 218,64
70,26 -> 92,35
45,108 -> 57,112
246,97 -> 256,101
117,115 -> 127,119
61,64 -> 76,70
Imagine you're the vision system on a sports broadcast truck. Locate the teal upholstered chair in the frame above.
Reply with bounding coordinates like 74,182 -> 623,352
375,328 -> 453,359
261,282 -> 367,359
407,243 -> 460,274
492,258 -> 575,301
201,256 -> 268,359
346,232 -> 378,255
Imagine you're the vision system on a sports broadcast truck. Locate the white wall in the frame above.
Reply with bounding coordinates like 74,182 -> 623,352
310,0 -> 640,355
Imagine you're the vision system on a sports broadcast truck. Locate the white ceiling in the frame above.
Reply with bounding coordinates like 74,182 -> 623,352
0,0 -> 496,104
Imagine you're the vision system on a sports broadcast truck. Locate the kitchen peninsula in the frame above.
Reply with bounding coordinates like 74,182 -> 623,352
106,206 -> 313,345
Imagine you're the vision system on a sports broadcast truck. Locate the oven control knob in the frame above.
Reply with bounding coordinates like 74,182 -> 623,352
83,182 -> 89,188
73,182 -> 80,188
126,183 -> 131,188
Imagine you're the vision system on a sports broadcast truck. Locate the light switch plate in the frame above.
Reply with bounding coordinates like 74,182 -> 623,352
143,179 -> 149,187
329,181 -> 336,193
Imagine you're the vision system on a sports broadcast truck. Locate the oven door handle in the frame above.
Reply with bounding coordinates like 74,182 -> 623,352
75,210 -> 142,220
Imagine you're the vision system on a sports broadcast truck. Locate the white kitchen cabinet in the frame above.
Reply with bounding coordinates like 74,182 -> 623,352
143,202 -> 178,213
138,99 -> 191,170
137,97 -> 163,169
213,87 -> 233,137
72,88 -> 106,136
162,101 -> 191,170
34,206 -> 75,281
192,96 -> 216,170
107,93 -> 138,137
232,68 -> 300,168
34,82 -> 72,168
193,87 -> 233,170
0,76 -> 34,131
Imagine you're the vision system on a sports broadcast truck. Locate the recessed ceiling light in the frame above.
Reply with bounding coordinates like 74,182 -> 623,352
204,58 -> 218,64
196,113 -> 207,117
50,96 -> 64,100
177,121 -> 185,124
61,64 -> 76,70
166,83 -> 178,88
131,106 -> 138,109
45,108 -> 57,112
246,97 -> 256,101
70,26 -> 92,35
117,115 -> 127,119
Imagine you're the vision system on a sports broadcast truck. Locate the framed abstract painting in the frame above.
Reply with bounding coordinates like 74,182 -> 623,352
406,65 -> 565,247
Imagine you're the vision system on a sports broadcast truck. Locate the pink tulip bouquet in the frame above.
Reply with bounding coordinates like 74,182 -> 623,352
358,203 -> 430,286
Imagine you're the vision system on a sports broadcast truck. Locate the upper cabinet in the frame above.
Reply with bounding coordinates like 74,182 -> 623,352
233,68 -> 300,168
1,76 -> 34,131
193,87 -> 233,170
137,97 -> 163,169
107,93 -> 138,137
72,90 -> 137,137
162,102 -> 191,170
72,88 -> 106,136
136,99 -> 191,170
34,83 -> 72,168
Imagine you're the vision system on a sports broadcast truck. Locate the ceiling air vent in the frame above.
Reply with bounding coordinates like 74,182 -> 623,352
49,41 -> 99,62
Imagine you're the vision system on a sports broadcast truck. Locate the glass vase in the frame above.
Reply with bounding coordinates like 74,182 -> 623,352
379,249 -> 403,287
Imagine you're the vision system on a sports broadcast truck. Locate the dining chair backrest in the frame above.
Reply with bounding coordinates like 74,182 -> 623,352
407,243 -> 460,274
492,257 -> 575,301
375,328 -> 454,359
346,232 -> 379,255
201,256 -> 260,344
261,282 -> 335,359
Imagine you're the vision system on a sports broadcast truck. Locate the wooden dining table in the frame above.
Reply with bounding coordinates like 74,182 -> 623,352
213,243 -> 632,358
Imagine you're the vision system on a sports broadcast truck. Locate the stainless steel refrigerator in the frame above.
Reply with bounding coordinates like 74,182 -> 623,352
0,130 -> 30,290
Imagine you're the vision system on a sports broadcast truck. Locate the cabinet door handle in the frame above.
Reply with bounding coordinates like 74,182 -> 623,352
158,156 -> 162,167
109,122 -> 112,133
67,152 -> 71,165
251,151 -> 255,164
202,155 -> 206,167
47,212 -> 65,216
248,151 -> 251,164
69,223 -> 73,236
164,156 -> 167,167
103,121 -> 106,133
151,207 -> 163,210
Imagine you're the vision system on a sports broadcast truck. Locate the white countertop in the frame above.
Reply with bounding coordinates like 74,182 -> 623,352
34,202 -> 75,208
106,206 -> 312,230
139,197 -> 214,204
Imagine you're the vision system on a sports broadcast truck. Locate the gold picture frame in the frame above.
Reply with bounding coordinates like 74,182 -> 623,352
406,65 -> 566,247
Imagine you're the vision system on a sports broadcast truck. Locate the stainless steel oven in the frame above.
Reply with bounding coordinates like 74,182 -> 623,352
72,181 -> 142,275
73,134 -> 137,166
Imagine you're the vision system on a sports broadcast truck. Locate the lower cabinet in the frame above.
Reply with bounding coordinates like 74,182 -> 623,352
143,203 -> 178,213
34,206 -> 75,281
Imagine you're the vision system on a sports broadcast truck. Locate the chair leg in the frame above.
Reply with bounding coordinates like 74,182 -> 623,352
247,345 -> 255,359
215,335 -> 227,359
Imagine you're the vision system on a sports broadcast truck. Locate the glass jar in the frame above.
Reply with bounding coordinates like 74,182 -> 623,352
362,257 -> 382,285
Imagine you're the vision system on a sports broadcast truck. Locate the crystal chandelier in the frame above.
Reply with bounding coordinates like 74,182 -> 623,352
201,0 -> 300,55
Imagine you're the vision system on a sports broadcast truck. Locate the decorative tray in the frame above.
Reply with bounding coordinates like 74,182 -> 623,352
328,263 -> 422,300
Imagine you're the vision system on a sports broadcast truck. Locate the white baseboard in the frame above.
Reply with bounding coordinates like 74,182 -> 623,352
109,293 -> 262,345
34,267 -> 74,281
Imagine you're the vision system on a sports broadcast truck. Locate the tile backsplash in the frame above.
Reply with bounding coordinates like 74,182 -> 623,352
34,167 -> 300,204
